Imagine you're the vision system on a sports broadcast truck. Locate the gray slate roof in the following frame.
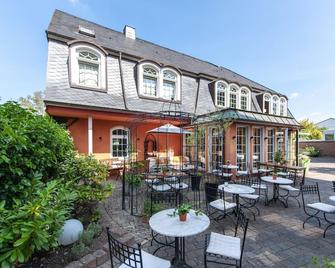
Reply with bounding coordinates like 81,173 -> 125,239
47,10 -> 283,96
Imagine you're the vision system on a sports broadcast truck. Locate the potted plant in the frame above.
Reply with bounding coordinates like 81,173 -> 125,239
190,171 -> 202,191
272,171 -> 278,180
171,203 -> 202,222
161,166 -> 169,176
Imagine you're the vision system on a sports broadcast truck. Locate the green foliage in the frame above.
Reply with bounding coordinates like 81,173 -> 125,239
70,241 -> 88,259
274,150 -> 283,163
143,199 -> 162,217
0,102 -> 74,204
307,256 -> 335,268
125,172 -> 143,187
91,208 -> 102,223
303,146 -> 320,157
300,119 -> 323,140
0,180 -> 77,267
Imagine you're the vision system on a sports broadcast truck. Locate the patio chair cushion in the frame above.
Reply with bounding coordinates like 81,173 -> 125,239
209,199 -> 236,211
240,194 -> 259,200
251,183 -> 267,190
164,176 -> 178,182
277,172 -> 289,177
236,171 -> 249,176
119,250 -> 170,268
307,202 -> 335,213
279,185 -> 299,191
152,184 -> 171,192
145,178 -> 160,184
206,232 -> 241,260
170,182 -> 189,190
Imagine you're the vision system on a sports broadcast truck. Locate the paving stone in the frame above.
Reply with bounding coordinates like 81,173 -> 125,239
65,261 -> 83,268
80,254 -> 97,268
93,249 -> 109,266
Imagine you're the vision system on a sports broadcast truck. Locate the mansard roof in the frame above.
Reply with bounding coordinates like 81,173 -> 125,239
47,10 -> 284,97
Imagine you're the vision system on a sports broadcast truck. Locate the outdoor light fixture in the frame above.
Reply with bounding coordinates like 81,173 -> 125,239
250,136 -> 254,140
264,137 -> 268,140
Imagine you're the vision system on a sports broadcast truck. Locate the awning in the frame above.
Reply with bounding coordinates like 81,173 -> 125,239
147,123 -> 192,134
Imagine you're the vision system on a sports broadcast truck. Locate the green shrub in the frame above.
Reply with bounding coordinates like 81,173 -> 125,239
303,146 -> 320,157
80,223 -> 102,246
70,241 -> 88,259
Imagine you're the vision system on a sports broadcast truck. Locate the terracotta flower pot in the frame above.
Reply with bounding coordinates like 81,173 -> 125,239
272,175 -> 277,180
179,213 -> 187,222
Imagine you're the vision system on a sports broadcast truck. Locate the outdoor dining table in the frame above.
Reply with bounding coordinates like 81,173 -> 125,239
149,208 -> 210,268
329,196 -> 335,202
218,183 -> 255,212
220,164 -> 239,169
261,176 -> 293,207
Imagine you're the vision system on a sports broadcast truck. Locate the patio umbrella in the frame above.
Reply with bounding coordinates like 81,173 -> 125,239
146,123 -> 192,134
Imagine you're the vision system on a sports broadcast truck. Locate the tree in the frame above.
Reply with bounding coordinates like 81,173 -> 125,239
299,119 -> 323,140
18,90 -> 45,115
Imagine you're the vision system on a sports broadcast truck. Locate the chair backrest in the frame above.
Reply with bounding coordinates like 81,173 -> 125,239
107,227 -> 143,268
235,210 -> 249,259
150,188 -> 179,213
300,183 -> 321,208
293,168 -> 306,186
332,181 -> 335,192
204,182 -> 219,204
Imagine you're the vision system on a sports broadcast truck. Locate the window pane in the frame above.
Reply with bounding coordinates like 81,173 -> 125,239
237,127 -> 247,170
211,128 -> 224,170
111,129 -> 129,157
79,51 -> 98,61
230,93 -> 237,108
162,80 -> 176,100
143,76 -> 157,96
217,90 -> 225,106
253,128 -> 262,168
267,129 -> 275,162
241,96 -> 247,110
79,61 -> 99,87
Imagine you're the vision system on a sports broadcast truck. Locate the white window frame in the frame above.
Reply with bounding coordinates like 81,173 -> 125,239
236,125 -> 249,171
160,67 -> 181,101
215,80 -> 228,107
279,97 -> 287,116
272,95 -> 280,115
239,86 -> 251,110
263,93 -> 272,114
228,84 -> 239,109
110,126 -> 130,159
69,43 -> 106,90
138,63 -> 160,98
252,127 -> 263,169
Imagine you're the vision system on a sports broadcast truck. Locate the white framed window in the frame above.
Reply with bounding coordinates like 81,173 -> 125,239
272,95 -> 279,115
280,97 -> 287,116
69,43 -> 106,90
161,68 -> 180,101
215,81 -> 227,107
240,87 -> 250,110
110,127 -> 129,158
229,85 -> 238,109
236,126 -> 249,171
263,93 -> 271,114
137,63 -> 181,101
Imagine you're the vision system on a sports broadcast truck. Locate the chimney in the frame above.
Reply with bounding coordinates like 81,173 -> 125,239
123,25 -> 136,40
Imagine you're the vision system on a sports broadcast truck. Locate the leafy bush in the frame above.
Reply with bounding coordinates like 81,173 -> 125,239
303,146 -> 320,157
307,256 -> 335,268
70,241 -> 88,259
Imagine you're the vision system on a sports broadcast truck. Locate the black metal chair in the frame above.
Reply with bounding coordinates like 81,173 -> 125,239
106,227 -> 170,268
301,183 -> 335,238
235,176 -> 261,220
204,209 -> 249,268
332,181 -> 335,192
279,168 -> 306,207
253,171 -> 268,205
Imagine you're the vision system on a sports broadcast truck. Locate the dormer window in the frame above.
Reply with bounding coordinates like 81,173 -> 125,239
272,96 -> 279,115
240,88 -> 250,110
138,62 -> 181,101
229,86 -> 238,108
69,42 -> 107,90
162,70 -> 177,100
263,94 -> 271,114
280,97 -> 287,116
215,81 -> 227,107
142,66 -> 158,97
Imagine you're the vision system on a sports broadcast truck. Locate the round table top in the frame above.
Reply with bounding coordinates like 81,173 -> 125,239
329,196 -> 335,202
220,164 -> 239,169
149,208 -> 210,238
261,176 -> 293,185
218,184 -> 255,194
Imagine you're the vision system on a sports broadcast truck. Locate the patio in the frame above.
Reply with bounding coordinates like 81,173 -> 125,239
96,157 -> 335,268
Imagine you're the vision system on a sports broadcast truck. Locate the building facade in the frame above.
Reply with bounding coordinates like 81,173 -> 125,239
317,118 -> 335,141
44,10 -> 300,171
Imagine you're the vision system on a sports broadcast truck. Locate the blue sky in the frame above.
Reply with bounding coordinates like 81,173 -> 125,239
0,0 -> 334,123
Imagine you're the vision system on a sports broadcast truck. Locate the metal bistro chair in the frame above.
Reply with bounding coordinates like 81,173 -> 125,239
106,227 -> 170,268
204,209 -> 249,268
205,182 -> 236,224
279,168 -> 306,207
301,183 -> 335,238
332,181 -> 335,192
253,170 -> 268,205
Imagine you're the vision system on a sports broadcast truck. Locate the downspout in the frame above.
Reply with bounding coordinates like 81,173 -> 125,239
193,77 -> 201,114
118,52 -> 128,110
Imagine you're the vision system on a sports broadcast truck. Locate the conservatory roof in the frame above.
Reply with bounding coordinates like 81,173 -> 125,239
194,109 -> 300,128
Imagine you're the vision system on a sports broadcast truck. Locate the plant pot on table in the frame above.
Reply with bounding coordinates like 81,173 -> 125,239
179,213 -> 187,222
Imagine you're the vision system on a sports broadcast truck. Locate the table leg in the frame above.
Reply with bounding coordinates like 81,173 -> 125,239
171,237 -> 192,268
267,184 -> 288,208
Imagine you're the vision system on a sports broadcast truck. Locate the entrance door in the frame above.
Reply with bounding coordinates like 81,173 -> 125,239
144,134 -> 157,159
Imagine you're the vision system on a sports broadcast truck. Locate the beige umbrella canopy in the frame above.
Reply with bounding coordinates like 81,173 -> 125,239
146,123 -> 192,134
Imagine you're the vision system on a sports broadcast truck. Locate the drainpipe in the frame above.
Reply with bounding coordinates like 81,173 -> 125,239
193,77 -> 201,114
295,129 -> 299,165
118,52 -> 128,110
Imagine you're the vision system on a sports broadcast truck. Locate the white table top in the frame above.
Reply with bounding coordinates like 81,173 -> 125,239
218,184 -> 255,194
220,164 -> 239,169
261,176 -> 293,185
149,208 -> 210,238
152,184 -> 171,191
170,182 -> 189,190
258,168 -> 273,173
329,196 -> 335,202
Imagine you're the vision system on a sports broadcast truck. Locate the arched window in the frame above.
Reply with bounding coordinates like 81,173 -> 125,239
162,69 -> 177,100
142,65 -> 159,97
110,127 -> 129,158
69,43 -> 106,90
229,85 -> 238,109
263,94 -> 271,114
280,97 -> 287,116
240,87 -> 250,110
215,81 -> 227,107
272,96 -> 279,115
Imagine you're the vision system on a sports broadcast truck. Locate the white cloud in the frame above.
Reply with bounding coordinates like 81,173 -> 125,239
289,92 -> 299,99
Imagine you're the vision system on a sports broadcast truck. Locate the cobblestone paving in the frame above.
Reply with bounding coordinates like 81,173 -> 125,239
99,157 -> 335,268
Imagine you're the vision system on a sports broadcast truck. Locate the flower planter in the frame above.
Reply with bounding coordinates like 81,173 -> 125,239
272,175 -> 277,180
179,213 -> 187,222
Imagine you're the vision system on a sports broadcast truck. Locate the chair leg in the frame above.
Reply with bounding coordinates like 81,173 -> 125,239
323,223 -> 335,238
303,214 -> 321,228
